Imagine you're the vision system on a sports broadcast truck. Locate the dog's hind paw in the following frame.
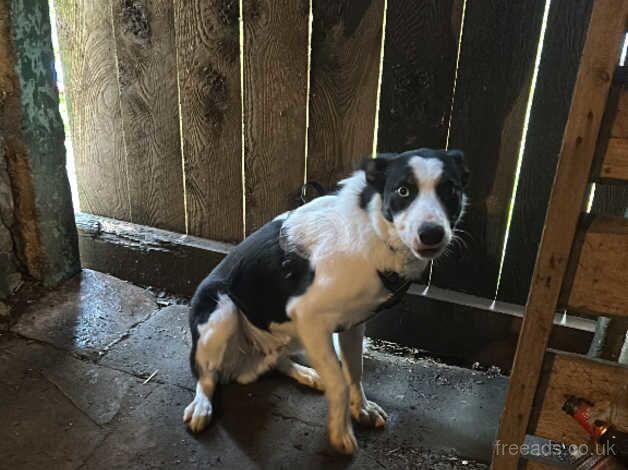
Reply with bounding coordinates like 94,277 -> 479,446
352,400 -> 387,428
183,397 -> 213,433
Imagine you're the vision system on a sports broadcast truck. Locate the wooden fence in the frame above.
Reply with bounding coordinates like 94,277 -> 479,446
55,0 -> 624,306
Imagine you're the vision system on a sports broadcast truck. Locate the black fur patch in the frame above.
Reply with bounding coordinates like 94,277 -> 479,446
188,218 -> 314,377
359,185 -> 376,209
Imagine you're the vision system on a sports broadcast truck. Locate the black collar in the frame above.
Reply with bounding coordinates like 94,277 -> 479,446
376,270 -> 411,311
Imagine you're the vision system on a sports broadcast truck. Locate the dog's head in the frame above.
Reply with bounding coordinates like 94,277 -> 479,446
361,148 -> 469,260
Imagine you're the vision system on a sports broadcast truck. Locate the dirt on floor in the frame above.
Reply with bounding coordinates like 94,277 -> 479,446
0,269 -> 507,469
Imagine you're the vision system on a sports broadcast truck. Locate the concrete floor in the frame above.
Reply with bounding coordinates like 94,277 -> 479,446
0,270 -> 507,469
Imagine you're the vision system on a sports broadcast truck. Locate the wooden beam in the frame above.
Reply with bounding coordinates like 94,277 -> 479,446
492,1 -> 628,468
76,212 -> 593,368
565,216 -> 628,317
529,350 -> 628,445
76,213 -> 230,296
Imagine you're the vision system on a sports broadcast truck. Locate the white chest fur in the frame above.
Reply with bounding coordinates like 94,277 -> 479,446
281,172 -> 427,332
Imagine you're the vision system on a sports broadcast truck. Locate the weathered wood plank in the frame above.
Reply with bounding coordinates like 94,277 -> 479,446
600,137 -> 628,181
492,2 -> 628,467
76,213 -> 229,296
306,0 -> 384,189
376,0 -> 459,152
242,0 -> 308,233
497,0 -> 592,305
610,88 -> 628,138
566,216 -> 628,318
430,0 -> 546,298
530,350 -> 628,445
56,0 -> 130,220
111,0 -> 185,233
174,0 -> 243,242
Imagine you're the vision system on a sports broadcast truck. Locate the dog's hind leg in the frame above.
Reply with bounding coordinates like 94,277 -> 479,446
184,294 -> 238,433
276,357 -> 324,392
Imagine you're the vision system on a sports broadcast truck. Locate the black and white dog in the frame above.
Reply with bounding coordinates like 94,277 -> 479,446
184,148 -> 468,454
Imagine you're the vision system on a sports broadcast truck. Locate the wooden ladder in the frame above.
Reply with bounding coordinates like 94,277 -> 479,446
492,0 -> 628,468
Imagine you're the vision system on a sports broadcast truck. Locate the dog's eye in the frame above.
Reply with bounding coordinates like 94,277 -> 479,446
440,182 -> 457,198
396,186 -> 410,198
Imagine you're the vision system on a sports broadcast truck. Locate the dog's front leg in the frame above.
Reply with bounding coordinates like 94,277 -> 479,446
339,323 -> 388,428
295,318 -> 357,455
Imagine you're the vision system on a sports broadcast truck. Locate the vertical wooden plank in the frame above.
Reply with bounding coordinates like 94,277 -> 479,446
497,0 -> 593,304
243,0 -> 308,234
111,0 -> 185,233
430,0 -> 546,298
492,1 -> 628,466
174,0 -> 243,242
376,0 -> 460,151
306,0 -> 385,188
55,0 -> 130,221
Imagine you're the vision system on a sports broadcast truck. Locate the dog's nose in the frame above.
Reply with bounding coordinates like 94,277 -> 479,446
418,223 -> 445,246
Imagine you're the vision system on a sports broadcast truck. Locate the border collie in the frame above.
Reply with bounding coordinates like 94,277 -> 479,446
184,148 -> 468,454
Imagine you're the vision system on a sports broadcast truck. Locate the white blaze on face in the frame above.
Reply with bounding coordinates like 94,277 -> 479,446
392,157 -> 452,255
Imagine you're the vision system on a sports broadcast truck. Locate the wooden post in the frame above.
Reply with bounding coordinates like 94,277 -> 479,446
492,1 -> 628,467
0,0 -> 79,288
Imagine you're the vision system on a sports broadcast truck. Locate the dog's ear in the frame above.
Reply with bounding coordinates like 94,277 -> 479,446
446,149 -> 469,188
360,156 -> 390,193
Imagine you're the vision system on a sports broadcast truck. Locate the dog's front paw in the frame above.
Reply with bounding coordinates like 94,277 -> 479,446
183,397 -> 213,433
299,366 -> 325,391
351,400 -> 388,428
329,426 -> 358,455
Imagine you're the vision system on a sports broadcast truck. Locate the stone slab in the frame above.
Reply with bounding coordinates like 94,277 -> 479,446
12,269 -> 158,356
99,304 -> 193,388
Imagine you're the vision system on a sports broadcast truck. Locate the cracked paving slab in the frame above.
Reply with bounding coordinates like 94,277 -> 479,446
11,270 -> 158,357
0,335 -> 157,469
99,304 -> 193,388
